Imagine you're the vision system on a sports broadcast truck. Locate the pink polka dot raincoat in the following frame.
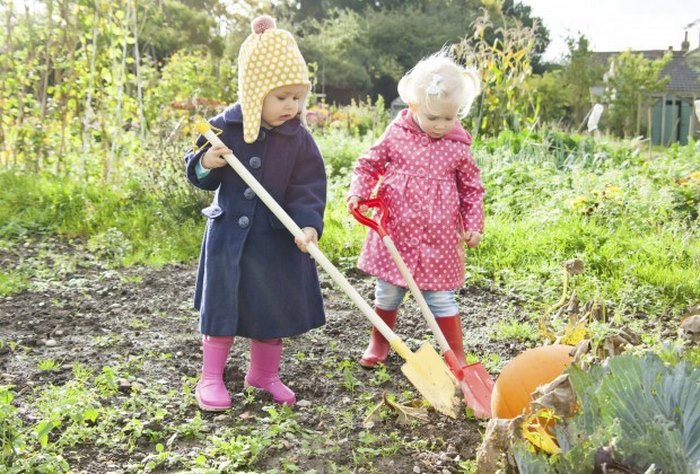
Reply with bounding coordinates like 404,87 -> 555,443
348,108 -> 484,291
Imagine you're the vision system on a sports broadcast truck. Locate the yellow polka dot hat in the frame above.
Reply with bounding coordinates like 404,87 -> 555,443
237,15 -> 310,143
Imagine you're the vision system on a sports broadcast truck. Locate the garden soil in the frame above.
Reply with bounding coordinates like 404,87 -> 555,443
0,238 -> 533,473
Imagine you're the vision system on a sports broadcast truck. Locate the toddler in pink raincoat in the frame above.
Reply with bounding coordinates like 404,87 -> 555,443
347,51 -> 484,369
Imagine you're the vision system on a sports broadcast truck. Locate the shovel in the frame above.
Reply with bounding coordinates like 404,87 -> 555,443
351,197 -> 494,418
194,121 -> 462,418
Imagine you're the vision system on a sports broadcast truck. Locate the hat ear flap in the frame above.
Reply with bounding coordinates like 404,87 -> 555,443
242,94 -> 264,144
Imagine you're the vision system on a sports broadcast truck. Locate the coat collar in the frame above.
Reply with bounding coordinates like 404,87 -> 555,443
223,103 -> 301,137
394,108 -> 472,145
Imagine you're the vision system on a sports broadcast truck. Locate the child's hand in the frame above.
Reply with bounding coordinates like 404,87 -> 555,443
346,196 -> 365,213
201,143 -> 231,170
295,227 -> 318,253
462,231 -> 481,248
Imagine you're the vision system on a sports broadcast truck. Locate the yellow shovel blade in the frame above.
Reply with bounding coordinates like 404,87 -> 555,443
397,342 -> 462,418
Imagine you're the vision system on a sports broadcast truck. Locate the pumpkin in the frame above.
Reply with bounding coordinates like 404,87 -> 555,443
491,344 -> 574,419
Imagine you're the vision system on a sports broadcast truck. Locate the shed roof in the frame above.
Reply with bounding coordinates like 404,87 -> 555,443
595,48 -> 700,95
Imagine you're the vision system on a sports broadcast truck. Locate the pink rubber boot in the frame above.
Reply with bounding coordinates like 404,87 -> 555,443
244,338 -> 296,406
195,335 -> 234,411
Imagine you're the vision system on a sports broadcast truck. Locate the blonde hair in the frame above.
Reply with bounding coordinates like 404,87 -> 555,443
397,50 -> 480,118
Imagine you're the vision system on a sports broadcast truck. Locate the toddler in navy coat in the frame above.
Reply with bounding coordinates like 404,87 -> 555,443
185,15 -> 327,410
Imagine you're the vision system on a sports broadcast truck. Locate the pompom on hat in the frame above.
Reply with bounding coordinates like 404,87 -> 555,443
237,15 -> 310,143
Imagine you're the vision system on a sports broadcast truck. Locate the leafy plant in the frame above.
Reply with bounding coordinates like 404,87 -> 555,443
369,365 -> 392,386
492,320 -> 539,342
453,6 -> 540,136
37,359 -> 63,372
515,352 -> 700,473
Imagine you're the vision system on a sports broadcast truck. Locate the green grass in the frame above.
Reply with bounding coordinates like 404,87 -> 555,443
316,131 -> 699,318
0,271 -> 29,297
0,172 -> 204,267
1,132 -> 698,319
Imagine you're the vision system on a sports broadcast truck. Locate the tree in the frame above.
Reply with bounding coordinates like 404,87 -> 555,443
563,35 -> 605,127
137,0 -> 223,62
294,0 -> 482,103
604,50 -> 671,137
527,69 -> 571,127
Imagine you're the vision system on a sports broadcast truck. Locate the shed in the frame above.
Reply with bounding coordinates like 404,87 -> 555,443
594,32 -> 700,146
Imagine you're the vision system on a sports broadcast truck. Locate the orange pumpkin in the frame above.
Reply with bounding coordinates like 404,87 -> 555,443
491,344 -> 574,419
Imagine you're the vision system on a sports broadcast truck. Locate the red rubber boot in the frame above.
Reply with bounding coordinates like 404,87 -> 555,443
435,315 -> 467,367
359,308 -> 398,368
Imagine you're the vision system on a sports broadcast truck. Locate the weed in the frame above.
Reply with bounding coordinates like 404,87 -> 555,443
0,340 -> 18,352
468,352 -> 501,373
242,386 -> 257,405
457,459 -> 478,473
128,318 -> 149,330
342,367 -> 360,393
175,412 -> 207,440
92,334 -> 122,348
294,350 -> 308,361
0,271 -> 29,296
37,359 -> 63,372
94,366 -> 120,396
491,320 -> 539,342
368,365 -> 391,386
121,274 -> 143,284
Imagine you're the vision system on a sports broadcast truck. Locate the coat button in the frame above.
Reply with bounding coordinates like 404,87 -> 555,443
417,167 -> 426,176
238,216 -> 250,228
201,205 -> 223,219
249,156 -> 262,169
257,130 -> 266,142
243,188 -> 256,200
421,137 -> 430,146
410,237 -> 420,247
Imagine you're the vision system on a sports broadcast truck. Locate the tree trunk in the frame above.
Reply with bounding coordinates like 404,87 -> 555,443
82,3 -> 99,176
131,0 -> 146,138
107,0 -> 128,182
57,0 -> 79,174
0,4 -> 13,166
39,0 -> 54,121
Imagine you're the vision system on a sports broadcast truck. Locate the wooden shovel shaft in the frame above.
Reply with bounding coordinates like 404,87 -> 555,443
196,124 -> 408,355
382,227 -> 493,418
381,236 -> 452,353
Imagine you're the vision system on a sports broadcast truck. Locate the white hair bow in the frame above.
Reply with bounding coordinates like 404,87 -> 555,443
426,74 -> 442,95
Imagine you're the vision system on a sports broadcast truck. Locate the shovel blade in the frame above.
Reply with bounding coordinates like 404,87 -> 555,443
459,362 -> 494,418
400,343 -> 462,419
443,350 -> 494,418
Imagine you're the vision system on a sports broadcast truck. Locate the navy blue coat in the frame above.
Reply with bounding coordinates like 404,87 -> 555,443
185,104 -> 327,338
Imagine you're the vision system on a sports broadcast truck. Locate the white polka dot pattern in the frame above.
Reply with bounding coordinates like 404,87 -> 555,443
348,109 -> 485,290
238,25 -> 310,143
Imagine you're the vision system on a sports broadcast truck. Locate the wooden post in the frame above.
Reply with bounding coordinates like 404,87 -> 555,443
647,107 -> 652,158
660,94 -> 667,145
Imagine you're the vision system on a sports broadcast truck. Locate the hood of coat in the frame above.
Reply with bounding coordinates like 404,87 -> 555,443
222,103 -> 302,138
394,108 -> 472,145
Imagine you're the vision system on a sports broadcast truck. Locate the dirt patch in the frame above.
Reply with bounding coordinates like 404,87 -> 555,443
0,238 -> 533,473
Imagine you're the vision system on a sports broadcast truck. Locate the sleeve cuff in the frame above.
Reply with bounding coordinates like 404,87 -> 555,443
195,161 -> 211,179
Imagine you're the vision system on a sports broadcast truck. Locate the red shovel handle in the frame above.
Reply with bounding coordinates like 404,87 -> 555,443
351,198 -> 389,238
